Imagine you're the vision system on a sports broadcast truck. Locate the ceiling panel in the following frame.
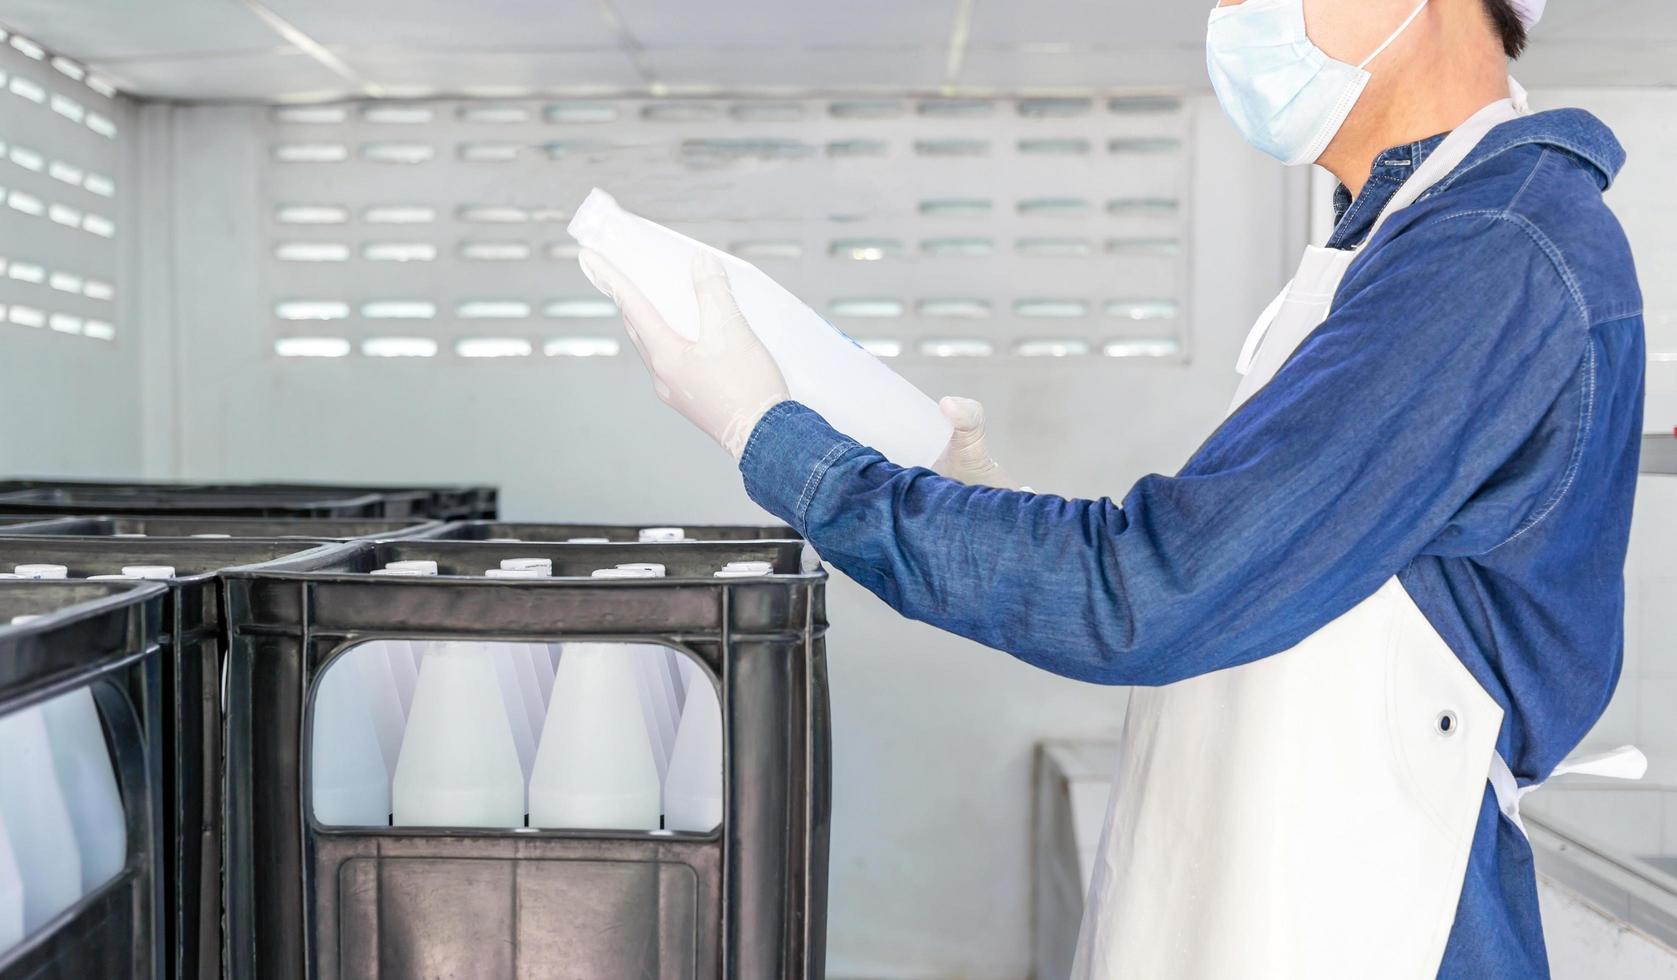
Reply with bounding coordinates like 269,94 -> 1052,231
262,0 -> 622,51
613,0 -> 957,48
0,0 -> 280,61
91,48 -> 351,101
338,47 -> 642,93
641,46 -> 942,90
966,0 -> 1208,46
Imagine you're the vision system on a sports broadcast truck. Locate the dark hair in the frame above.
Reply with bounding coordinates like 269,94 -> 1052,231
1482,0 -> 1529,59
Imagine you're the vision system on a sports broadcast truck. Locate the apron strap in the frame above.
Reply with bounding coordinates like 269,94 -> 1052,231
1353,75 -> 1530,254
1488,745 -> 1647,837
1235,282 -> 1292,377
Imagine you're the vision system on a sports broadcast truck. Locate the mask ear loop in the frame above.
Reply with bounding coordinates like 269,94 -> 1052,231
1357,0 -> 1431,70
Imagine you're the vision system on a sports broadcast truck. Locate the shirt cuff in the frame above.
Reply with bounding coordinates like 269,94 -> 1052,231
739,401 -> 861,534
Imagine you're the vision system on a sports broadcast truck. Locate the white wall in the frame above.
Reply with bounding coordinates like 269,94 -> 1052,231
0,42 -> 141,478
140,95 -> 1289,978
1541,874 -> 1677,980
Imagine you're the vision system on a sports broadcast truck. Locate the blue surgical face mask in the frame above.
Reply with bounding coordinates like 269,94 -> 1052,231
1207,0 -> 1429,166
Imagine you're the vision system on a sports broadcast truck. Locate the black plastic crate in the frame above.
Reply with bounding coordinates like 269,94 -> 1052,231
1,516 -> 443,542
0,580 -> 167,979
0,538 -> 343,980
0,487 -> 389,519
0,481 -> 497,521
416,520 -> 800,543
222,538 -> 829,980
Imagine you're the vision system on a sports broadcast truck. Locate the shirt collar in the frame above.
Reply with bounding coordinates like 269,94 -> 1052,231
1324,109 -> 1625,251
1328,133 -> 1448,250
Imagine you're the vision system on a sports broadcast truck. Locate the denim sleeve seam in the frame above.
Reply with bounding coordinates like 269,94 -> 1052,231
1430,207 -> 1592,324
1481,337 -> 1597,556
794,439 -> 860,528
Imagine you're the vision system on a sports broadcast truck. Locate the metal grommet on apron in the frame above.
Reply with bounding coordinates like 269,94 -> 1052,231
1068,80 -> 1639,980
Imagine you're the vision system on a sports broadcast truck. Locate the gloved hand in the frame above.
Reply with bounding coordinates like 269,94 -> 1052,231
579,249 -> 790,460
932,396 -> 1023,490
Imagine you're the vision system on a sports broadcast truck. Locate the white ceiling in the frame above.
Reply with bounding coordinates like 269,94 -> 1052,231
1,0 -> 1674,102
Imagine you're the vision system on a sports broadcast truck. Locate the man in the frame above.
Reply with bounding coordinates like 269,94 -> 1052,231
581,0 -> 1647,974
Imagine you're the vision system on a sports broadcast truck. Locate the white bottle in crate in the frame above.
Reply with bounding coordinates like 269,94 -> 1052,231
310,651 -> 391,826
383,640 -> 419,716
393,642 -> 525,827
529,570 -> 662,830
529,641 -> 661,830
0,808 -> 23,952
40,688 -> 127,891
593,567 -> 678,779
489,644 -> 538,783
0,705 -> 83,930
664,656 -> 724,833
569,188 -> 953,467
524,643 -> 555,707
354,643 -> 408,773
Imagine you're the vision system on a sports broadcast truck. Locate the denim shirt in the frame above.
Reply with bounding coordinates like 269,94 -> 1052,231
739,109 -> 1645,978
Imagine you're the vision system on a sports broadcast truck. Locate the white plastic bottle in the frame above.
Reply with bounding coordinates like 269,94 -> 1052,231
383,640 -> 419,715
353,644 -> 408,773
487,643 -> 538,783
392,643 -> 525,827
310,650 -> 391,826
569,188 -> 953,467
529,571 -> 662,830
0,705 -> 84,930
40,688 -> 127,892
664,655 -> 725,833
0,808 -> 24,953
592,567 -> 679,777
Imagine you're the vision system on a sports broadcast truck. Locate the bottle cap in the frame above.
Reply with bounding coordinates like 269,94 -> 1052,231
191,533 -> 233,538
592,567 -> 659,580
499,558 -> 553,573
384,560 -> 439,575
121,565 -> 177,580
112,533 -> 147,538
9,614 -> 42,625
616,562 -> 666,577
14,564 -> 68,579
714,568 -> 771,578
485,568 -> 548,579
370,568 -> 430,577
566,537 -> 612,544
722,560 -> 774,575
637,527 -> 685,543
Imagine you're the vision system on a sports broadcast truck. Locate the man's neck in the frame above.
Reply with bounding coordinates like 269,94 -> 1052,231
1318,17 -> 1510,197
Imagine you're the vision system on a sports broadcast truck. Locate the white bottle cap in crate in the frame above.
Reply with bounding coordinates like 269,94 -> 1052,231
370,568 -> 430,577
383,560 -> 439,575
13,564 -> 68,579
715,568 -> 772,578
9,615 -> 42,625
498,558 -> 553,574
565,537 -> 611,544
191,533 -> 233,539
484,568 -> 548,579
722,560 -> 774,575
637,527 -> 686,543
615,563 -> 666,577
121,565 -> 177,580
591,567 -> 659,579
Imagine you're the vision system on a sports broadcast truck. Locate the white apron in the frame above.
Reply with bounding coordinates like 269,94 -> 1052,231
1071,86 -> 1642,980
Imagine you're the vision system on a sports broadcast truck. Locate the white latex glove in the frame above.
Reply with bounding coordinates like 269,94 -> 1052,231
579,249 -> 790,460
931,396 -> 1023,490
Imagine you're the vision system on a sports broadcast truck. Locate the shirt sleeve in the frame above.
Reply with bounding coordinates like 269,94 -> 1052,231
739,212 -> 1593,686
